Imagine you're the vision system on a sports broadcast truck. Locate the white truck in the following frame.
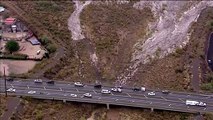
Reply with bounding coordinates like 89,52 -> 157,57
185,100 -> 206,107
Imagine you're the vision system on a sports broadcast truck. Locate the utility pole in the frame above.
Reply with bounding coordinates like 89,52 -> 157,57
4,67 -> 7,97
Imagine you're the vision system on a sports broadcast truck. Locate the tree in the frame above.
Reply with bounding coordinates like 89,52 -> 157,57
5,40 -> 20,53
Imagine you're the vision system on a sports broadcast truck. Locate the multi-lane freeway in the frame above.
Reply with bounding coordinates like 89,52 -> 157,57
0,79 -> 213,114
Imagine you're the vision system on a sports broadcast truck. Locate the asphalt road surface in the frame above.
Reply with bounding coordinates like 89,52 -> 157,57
1,79 -> 213,114
207,33 -> 213,70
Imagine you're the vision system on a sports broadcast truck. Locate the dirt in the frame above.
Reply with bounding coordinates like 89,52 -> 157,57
117,1 -> 213,86
0,60 -> 37,76
0,97 -> 21,120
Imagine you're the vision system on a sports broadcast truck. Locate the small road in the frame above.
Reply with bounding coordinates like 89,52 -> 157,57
207,33 -> 213,70
1,79 -> 213,114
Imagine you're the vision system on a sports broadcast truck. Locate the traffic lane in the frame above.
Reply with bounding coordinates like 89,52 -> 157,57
11,90 -> 211,112
2,80 -> 213,103
4,83 -> 213,106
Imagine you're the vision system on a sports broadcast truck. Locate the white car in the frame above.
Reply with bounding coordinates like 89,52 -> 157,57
7,88 -> 16,92
28,90 -> 36,94
74,82 -> 84,87
148,92 -> 155,96
84,93 -> 92,98
70,94 -> 77,97
101,89 -> 111,94
111,88 -> 122,93
34,79 -> 42,83
141,87 -> 146,92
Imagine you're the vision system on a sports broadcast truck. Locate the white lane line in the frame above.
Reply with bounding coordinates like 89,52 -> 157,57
44,87 -> 46,90
126,93 -> 131,97
11,84 -> 14,88
204,108 -> 206,110
161,96 -> 167,101
178,98 -> 184,103
111,93 -> 114,95
60,88 -> 63,91
76,89 -> 79,92
93,90 -> 97,94
115,99 -> 118,101
144,95 -> 148,98
27,85 -> 29,89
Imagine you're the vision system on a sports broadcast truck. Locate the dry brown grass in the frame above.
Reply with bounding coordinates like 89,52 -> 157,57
80,2 -> 154,81
0,95 -> 7,117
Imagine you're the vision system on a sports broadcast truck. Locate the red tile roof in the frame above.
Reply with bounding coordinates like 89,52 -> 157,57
4,17 -> 16,25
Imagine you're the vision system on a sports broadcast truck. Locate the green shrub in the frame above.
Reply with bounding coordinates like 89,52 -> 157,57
46,44 -> 57,53
1,53 -> 28,60
201,82 -> 213,91
5,40 -> 20,53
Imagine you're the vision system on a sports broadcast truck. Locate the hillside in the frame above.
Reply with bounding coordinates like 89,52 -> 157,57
1,1 -> 213,120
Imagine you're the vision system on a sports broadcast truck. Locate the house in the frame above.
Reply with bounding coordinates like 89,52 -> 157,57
28,36 -> 41,45
4,17 -> 16,25
0,7 -> 5,13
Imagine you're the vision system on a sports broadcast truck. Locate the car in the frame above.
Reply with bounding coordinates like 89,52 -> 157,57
141,87 -> 146,92
94,84 -> 102,89
148,92 -> 156,96
28,90 -> 36,94
83,93 -> 92,98
6,88 -> 16,92
70,94 -> 77,97
162,90 -> 170,94
208,59 -> 212,64
133,87 -> 140,91
101,89 -> 111,94
34,79 -> 42,83
6,78 -> 14,82
74,82 -> 84,87
111,88 -> 122,93
46,80 -> 54,84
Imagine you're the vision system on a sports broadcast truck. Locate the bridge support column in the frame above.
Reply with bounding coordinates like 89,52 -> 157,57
106,103 -> 110,110
151,108 -> 154,112
63,99 -> 66,103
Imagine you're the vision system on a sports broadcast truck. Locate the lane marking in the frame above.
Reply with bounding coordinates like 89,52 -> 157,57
126,93 -> 131,97
60,88 -> 63,91
115,99 -> 118,101
204,108 -> 206,110
27,85 -> 29,89
144,95 -> 148,98
76,89 -> 79,92
178,98 -> 185,103
111,93 -> 114,95
161,96 -> 167,101
93,90 -> 97,94
44,87 -> 46,90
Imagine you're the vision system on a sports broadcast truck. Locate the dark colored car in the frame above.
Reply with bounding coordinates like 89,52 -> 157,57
133,87 -> 140,91
94,84 -> 102,89
46,80 -> 54,84
6,78 -> 14,82
162,90 -> 170,94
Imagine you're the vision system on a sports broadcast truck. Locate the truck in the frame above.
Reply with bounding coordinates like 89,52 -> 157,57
185,100 -> 206,107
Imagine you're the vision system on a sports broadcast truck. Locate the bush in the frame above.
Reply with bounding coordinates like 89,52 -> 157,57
46,44 -> 57,53
5,40 -> 20,53
201,82 -> 213,91
0,53 -> 28,60
41,36 -> 50,45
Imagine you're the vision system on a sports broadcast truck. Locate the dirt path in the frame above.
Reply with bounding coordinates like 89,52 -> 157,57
68,0 -> 92,41
0,97 -> 21,120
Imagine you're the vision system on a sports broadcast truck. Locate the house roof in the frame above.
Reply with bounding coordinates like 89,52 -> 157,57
0,7 -> 5,12
28,36 -> 41,45
4,17 -> 16,25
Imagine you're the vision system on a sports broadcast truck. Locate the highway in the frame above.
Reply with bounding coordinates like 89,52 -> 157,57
1,79 -> 213,114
